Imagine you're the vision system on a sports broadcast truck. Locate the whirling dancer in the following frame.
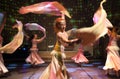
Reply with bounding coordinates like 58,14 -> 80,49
92,0 -> 120,77
0,20 -> 24,77
39,14 -> 78,79
0,13 -> 8,77
0,14 -> 24,77
25,23 -> 46,66
92,0 -> 113,64
71,44 -> 88,64
0,36 -> 8,77
103,28 -> 120,77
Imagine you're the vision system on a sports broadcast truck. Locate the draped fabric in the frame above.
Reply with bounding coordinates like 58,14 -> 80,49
0,13 -> 8,74
19,1 -> 71,18
67,0 -> 112,46
0,20 -> 24,54
25,47 -> 45,65
93,8 -> 113,28
92,0 -> 113,38
25,23 -> 46,65
25,23 -> 45,31
39,41 -> 70,79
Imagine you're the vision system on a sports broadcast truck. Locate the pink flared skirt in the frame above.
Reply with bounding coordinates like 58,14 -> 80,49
72,52 -> 89,63
103,46 -> 120,71
26,49 -> 44,65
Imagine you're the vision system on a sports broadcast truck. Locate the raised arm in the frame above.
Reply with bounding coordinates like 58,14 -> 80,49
36,29 -> 46,43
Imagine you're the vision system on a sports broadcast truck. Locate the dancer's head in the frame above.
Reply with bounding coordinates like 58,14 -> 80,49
53,17 -> 66,33
34,34 -> 38,39
29,34 -> 37,41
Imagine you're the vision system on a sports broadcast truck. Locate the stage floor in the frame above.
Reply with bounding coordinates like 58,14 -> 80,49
0,62 -> 120,79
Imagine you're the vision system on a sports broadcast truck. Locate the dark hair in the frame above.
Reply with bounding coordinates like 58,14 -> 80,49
53,18 -> 65,33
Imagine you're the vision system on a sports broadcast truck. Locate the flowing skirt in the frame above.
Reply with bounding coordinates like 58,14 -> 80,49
103,46 -> 120,71
72,51 -> 88,63
0,54 -> 8,74
26,49 -> 44,65
39,50 -> 70,79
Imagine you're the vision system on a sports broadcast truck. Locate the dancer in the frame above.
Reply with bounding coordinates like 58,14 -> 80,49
103,27 -> 120,77
39,16 -> 78,79
25,32 -> 46,66
0,35 -> 9,77
71,44 -> 88,64
0,20 -> 24,78
0,13 -> 9,77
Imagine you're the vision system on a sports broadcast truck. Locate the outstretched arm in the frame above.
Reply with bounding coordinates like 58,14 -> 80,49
57,32 -> 78,44
36,29 -> 46,43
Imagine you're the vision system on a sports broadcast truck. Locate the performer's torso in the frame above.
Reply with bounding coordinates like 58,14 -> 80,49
31,39 -> 38,51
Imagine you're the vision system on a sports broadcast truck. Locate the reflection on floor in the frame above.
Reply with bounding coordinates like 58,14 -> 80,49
0,61 -> 120,79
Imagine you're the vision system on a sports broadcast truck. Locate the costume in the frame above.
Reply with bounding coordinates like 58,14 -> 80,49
0,36 -> 8,75
39,40 -> 70,79
0,20 -> 23,75
72,44 -> 88,63
24,22 -> 46,65
103,36 -> 120,71
25,38 -> 45,65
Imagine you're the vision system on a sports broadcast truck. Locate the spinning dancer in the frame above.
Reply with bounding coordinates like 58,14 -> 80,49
39,16 -> 78,79
24,23 -> 46,66
103,28 -> 120,77
0,20 -> 24,78
0,14 -> 8,77
25,33 -> 46,66
0,15 -> 24,77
